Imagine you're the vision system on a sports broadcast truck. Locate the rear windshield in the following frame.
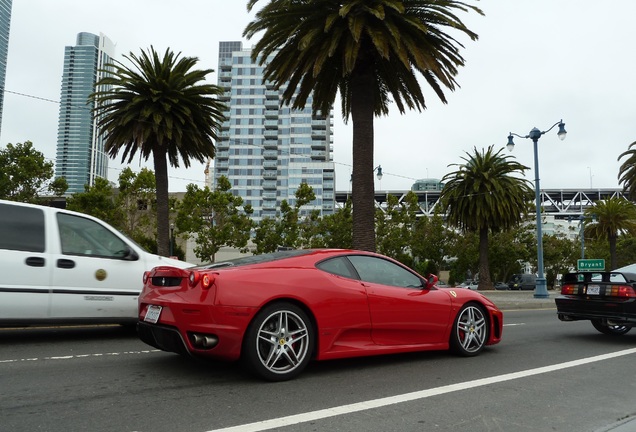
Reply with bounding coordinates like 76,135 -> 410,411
197,249 -> 313,269
562,272 -> 636,283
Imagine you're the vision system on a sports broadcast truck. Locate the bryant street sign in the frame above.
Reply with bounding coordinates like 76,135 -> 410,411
577,259 -> 605,271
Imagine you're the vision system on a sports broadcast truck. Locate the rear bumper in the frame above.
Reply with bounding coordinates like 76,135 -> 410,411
555,295 -> 636,324
137,322 -> 190,356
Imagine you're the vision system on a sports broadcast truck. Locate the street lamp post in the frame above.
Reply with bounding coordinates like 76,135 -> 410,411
170,223 -> 175,257
568,215 -> 586,259
507,120 -> 567,298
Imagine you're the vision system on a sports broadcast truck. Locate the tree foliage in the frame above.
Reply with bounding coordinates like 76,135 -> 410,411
254,183 -> 316,253
176,176 -> 254,263
244,0 -> 482,252
440,145 -> 534,289
617,140 -> 636,200
0,141 -> 67,202
65,177 -> 122,226
91,46 -> 227,256
585,197 -> 636,269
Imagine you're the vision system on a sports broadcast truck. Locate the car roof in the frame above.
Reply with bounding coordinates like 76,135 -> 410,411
196,249 -> 363,270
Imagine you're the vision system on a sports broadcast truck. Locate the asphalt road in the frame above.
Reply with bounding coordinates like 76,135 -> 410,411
1,308 -> 636,432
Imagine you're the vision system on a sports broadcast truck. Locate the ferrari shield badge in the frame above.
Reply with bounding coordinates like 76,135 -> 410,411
450,290 -> 457,298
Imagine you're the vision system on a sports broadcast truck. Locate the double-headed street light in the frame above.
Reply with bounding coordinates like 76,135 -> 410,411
507,120 -> 567,298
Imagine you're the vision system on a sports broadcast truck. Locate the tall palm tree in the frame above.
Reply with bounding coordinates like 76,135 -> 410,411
617,141 -> 636,200
440,146 -> 534,289
584,197 -> 636,270
91,47 -> 226,256
244,0 -> 482,252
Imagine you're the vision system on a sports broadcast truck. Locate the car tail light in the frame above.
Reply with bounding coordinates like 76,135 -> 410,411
201,273 -> 215,289
143,271 -> 149,284
188,271 -> 215,290
606,285 -> 636,298
188,271 -> 200,287
561,284 -> 579,295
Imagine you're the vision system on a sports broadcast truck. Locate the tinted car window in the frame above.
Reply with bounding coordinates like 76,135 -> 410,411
347,255 -> 422,288
57,213 -> 129,258
316,257 -> 357,279
0,203 -> 45,252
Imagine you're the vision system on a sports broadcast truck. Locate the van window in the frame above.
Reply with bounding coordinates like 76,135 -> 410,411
0,203 -> 45,252
57,213 -> 129,259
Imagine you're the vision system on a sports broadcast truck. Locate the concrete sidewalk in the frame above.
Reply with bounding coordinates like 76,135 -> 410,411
476,289 -> 559,310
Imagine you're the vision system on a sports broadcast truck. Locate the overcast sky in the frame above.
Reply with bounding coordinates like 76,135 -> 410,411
2,0 -> 635,192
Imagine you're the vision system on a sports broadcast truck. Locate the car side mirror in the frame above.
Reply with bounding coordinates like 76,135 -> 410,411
123,246 -> 139,261
426,274 -> 439,289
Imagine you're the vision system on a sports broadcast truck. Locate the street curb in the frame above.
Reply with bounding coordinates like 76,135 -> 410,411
477,290 -> 559,311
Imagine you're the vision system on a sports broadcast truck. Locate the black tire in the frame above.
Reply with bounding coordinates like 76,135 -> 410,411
450,303 -> 489,356
242,302 -> 313,381
591,320 -> 631,336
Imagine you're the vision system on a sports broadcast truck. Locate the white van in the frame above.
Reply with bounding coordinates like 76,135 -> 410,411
0,199 -> 193,326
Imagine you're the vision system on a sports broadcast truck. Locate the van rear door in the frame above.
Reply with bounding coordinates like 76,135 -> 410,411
0,203 -> 51,321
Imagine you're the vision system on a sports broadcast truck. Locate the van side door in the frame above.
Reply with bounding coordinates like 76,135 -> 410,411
49,211 -> 144,321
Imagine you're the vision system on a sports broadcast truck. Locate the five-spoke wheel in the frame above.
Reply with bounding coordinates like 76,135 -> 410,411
450,304 -> 488,356
242,302 -> 313,381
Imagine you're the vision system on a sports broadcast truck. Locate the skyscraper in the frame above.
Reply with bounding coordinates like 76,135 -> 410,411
214,41 -> 335,221
0,0 -> 12,138
55,32 -> 114,194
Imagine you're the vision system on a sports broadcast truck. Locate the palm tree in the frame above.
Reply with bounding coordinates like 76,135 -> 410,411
618,141 -> 636,200
440,146 -> 534,289
584,197 -> 636,270
91,47 -> 226,256
244,0 -> 482,252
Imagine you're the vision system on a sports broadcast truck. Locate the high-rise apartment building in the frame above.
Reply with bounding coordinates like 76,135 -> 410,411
55,32 -> 114,194
214,41 -> 335,221
0,0 -> 12,138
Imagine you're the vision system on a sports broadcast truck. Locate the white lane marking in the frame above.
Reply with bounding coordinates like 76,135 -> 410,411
503,323 -> 526,327
0,350 -> 160,363
209,348 -> 636,432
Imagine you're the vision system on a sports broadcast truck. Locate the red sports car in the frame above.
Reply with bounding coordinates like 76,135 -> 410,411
137,249 -> 503,381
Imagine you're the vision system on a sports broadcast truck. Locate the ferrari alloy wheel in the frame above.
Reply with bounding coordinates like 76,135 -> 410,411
450,304 -> 488,356
242,302 -> 313,381
591,320 -> 632,336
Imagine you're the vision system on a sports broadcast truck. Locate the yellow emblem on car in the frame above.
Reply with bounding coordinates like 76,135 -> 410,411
95,269 -> 107,281
450,290 -> 457,297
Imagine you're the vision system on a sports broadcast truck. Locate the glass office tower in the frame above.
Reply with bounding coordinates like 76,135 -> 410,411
0,0 -> 12,138
55,32 -> 114,194
214,41 -> 335,222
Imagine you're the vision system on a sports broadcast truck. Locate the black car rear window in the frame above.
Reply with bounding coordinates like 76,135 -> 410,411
198,249 -> 313,269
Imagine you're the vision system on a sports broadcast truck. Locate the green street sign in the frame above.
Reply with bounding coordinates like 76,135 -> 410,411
577,259 -> 605,271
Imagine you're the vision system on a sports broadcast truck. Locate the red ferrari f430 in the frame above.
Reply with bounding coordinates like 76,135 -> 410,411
138,249 -> 503,381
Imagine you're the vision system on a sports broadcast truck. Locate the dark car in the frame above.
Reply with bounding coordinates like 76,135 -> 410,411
495,282 -> 509,290
555,271 -> 636,335
508,274 -> 537,290
137,249 -> 503,381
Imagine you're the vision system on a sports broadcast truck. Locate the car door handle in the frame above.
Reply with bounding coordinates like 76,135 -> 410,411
57,259 -> 76,269
25,257 -> 46,267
